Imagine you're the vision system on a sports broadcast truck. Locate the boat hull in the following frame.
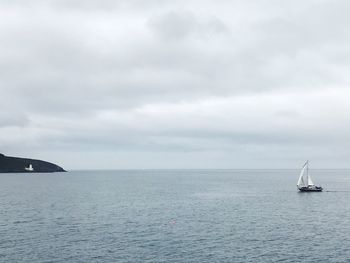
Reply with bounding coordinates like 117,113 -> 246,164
298,186 -> 323,192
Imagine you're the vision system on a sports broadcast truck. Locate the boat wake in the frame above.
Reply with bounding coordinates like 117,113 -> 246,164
324,190 -> 350,192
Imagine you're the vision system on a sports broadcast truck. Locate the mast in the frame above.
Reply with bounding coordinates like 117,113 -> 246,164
306,160 -> 309,184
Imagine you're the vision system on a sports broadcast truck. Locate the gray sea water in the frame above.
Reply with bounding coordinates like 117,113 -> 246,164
1,169 -> 350,263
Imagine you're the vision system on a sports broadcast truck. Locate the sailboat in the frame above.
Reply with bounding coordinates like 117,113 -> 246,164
297,161 -> 323,192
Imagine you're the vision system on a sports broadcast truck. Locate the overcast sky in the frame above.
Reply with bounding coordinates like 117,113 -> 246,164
1,0 -> 350,169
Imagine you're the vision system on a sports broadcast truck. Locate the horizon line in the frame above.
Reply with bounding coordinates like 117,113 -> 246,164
65,168 -> 350,171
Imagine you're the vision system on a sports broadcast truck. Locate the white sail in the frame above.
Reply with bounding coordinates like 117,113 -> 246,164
297,161 -> 322,191
297,163 -> 308,188
307,175 -> 314,186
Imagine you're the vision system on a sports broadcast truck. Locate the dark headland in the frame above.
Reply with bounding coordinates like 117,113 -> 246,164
0,153 -> 66,173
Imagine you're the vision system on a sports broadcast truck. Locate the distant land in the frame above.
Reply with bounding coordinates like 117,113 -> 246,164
0,153 -> 66,173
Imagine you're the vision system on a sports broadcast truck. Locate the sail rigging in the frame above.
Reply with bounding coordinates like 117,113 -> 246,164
297,161 -> 315,187
297,161 -> 322,191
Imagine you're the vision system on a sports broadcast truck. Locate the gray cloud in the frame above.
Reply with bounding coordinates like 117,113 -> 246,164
148,11 -> 228,41
1,0 -> 350,168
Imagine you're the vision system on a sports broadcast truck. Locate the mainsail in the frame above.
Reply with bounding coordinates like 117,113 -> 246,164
297,161 -> 315,188
297,162 -> 308,188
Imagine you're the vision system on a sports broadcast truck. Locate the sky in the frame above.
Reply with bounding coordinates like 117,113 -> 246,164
1,0 -> 350,169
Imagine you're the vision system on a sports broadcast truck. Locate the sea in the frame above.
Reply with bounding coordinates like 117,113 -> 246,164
1,169 -> 350,263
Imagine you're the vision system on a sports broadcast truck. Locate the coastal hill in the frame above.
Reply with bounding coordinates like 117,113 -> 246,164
0,153 -> 66,173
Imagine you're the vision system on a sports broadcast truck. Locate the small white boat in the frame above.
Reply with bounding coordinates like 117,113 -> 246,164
25,164 -> 34,172
297,161 -> 322,192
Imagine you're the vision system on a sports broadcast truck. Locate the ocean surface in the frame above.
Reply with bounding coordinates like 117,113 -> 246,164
1,169 -> 350,263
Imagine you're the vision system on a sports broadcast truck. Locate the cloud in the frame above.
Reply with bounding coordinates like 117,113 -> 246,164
1,0 -> 350,168
148,11 -> 228,41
